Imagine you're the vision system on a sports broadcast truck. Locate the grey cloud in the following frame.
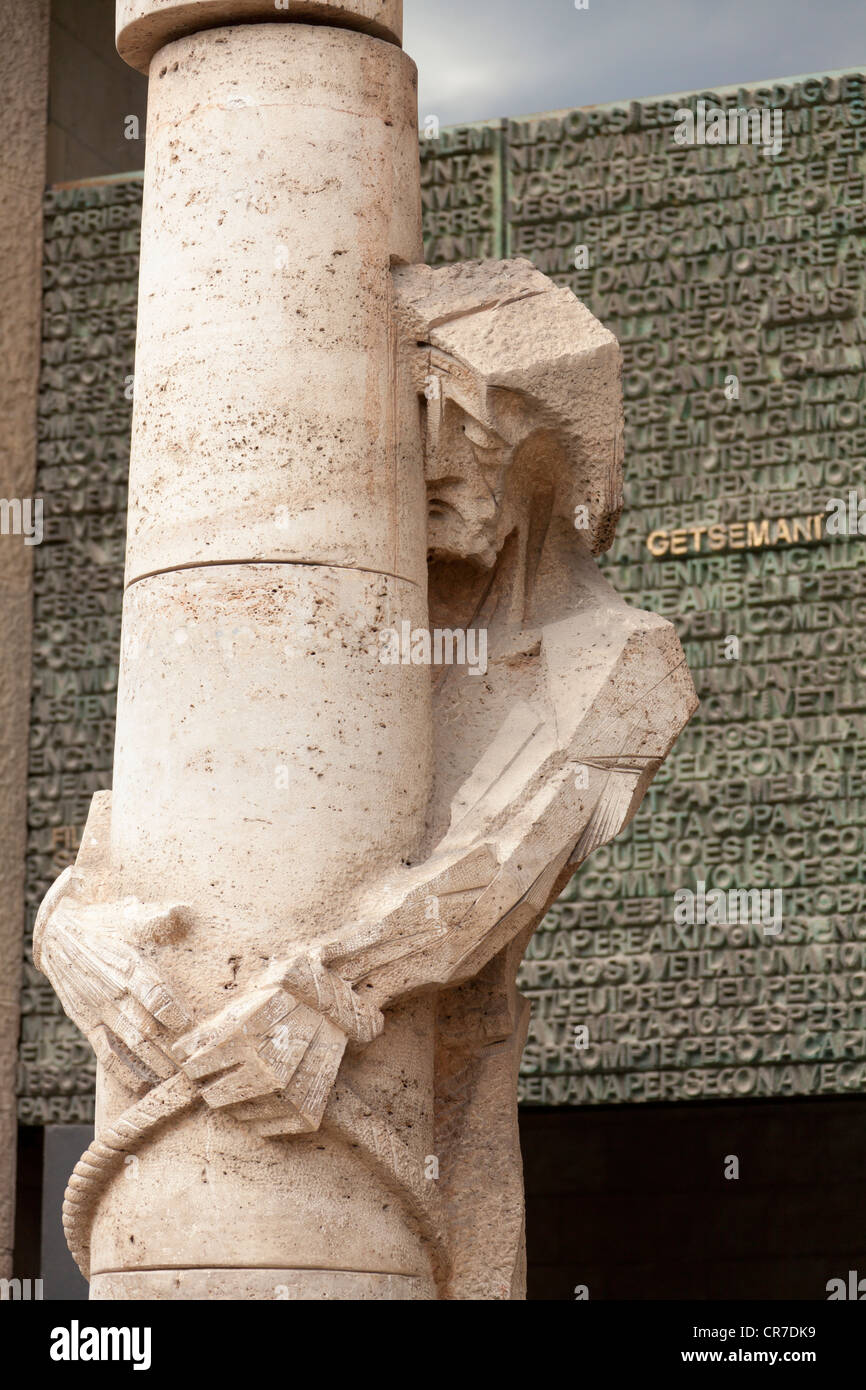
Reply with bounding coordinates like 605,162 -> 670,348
404,0 -> 863,126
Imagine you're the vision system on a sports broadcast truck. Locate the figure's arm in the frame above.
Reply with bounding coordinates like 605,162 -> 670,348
33,860 -> 193,1092
308,619 -> 698,1008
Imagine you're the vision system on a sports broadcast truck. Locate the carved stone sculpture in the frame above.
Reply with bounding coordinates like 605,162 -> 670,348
35,1 -> 697,1299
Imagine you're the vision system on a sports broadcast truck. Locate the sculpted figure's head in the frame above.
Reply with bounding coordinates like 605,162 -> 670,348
423,369 -> 529,570
395,258 -> 625,572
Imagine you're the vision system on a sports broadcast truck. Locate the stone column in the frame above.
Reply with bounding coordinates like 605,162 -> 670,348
89,0 -> 434,1299
0,0 -> 49,1281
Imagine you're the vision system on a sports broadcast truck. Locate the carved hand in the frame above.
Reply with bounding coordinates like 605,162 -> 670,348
33,866 -> 193,1092
171,949 -> 384,1136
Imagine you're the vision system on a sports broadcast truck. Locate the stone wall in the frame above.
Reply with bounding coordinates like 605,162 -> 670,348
20,179 -> 140,1125
0,0 -> 49,1275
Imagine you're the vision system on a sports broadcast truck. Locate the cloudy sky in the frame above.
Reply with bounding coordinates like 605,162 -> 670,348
405,0 -> 863,125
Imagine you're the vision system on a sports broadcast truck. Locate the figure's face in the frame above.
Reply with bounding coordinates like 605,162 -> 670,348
424,396 -> 512,569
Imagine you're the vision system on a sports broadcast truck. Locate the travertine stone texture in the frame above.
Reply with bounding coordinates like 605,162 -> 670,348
35,5 -> 697,1301
0,0 -> 49,1281
91,1269 -> 432,1299
90,1046 -> 440,1285
111,566 -> 432,974
124,24 -> 423,582
85,16 -> 436,1299
117,0 -> 403,72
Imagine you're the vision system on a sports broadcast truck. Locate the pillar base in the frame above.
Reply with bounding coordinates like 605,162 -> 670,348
90,1268 -> 436,1300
